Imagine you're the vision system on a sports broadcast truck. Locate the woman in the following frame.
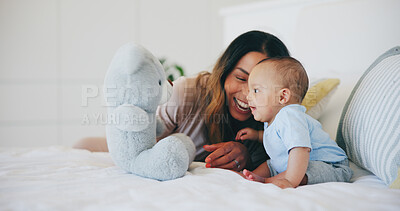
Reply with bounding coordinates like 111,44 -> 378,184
75,30 -> 290,171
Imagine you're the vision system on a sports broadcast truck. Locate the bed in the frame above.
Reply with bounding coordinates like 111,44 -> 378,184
0,146 -> 399,210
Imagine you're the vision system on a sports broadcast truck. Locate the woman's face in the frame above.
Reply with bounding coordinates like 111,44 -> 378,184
224,51 -> 268,121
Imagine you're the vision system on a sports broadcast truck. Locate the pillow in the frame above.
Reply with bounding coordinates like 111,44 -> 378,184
336,46 -> 400,187
391,169 -> 400,188
302,78 -> 340,119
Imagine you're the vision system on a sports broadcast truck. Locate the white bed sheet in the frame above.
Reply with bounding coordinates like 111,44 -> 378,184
1,146 -> 399,211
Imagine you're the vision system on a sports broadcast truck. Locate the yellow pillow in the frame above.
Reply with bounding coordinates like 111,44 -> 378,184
389,168 -> 400,189
302,78 -> 340,119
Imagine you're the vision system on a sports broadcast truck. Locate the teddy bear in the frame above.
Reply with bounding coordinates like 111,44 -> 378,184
103,43 -> 196,181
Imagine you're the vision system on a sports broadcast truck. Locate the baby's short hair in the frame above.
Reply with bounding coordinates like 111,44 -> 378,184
258,57 -> 309,103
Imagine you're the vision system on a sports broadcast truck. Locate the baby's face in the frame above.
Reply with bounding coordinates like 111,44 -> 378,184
247,63 -> 282,124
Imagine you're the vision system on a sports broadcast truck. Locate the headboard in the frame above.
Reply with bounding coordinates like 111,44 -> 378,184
221,0 -> 400,84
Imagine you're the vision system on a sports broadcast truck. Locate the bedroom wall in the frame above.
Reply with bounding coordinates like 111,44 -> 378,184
0,0 -> 264,147
221,0 -> 400,81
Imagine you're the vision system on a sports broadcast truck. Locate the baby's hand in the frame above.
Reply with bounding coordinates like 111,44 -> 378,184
235,128 -> 261,142
243,169 -> 266,183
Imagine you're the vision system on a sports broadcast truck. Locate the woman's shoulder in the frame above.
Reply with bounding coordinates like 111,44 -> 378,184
173,73 -> 209,98
172,76 -> 198,100
173,72 -> 210,88
173,76 -> 194,89
165,73 -> 209,111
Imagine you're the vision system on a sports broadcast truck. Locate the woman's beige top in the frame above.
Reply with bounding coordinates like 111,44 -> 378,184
157,76 -> 210,161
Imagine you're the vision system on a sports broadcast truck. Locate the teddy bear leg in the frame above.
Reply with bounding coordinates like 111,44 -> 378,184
132,135 -> 194,181
169,133 -> 196,165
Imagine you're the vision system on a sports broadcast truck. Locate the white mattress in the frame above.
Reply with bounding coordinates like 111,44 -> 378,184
1,146 -> 399,210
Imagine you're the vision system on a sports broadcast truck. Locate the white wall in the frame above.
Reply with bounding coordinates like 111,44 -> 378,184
0,0 -> 138,147
0,0 -> 264,147
222,0 -> 400,82
136,0 -> 264,76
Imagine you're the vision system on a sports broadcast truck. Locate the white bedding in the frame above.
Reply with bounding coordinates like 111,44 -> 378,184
1,146 -> 399,210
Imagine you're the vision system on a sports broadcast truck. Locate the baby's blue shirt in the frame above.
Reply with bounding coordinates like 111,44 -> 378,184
263,104 -> 347,173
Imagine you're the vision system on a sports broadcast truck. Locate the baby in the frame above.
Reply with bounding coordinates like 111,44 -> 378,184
236,57 -> 352,188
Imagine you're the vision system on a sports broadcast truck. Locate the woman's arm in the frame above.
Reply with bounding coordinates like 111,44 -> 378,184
73,137 -> 108,152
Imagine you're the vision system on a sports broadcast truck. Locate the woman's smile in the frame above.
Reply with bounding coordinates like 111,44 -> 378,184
234,97 -> 250,113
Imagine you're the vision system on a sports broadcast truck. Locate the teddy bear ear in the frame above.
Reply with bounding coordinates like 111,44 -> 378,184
113,104 -> 149,132
109,43 -> 146,75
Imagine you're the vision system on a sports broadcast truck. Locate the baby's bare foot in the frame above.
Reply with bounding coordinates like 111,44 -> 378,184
243,169 -> 265,183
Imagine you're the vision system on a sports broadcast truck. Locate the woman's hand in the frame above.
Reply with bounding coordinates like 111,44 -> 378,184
203,141 -> 249,171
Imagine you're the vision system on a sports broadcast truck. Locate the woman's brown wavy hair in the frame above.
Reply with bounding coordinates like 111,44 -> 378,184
195,31 -> 290,144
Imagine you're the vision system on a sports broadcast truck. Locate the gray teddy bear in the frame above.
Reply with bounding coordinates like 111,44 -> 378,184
104,43 -> 195,181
